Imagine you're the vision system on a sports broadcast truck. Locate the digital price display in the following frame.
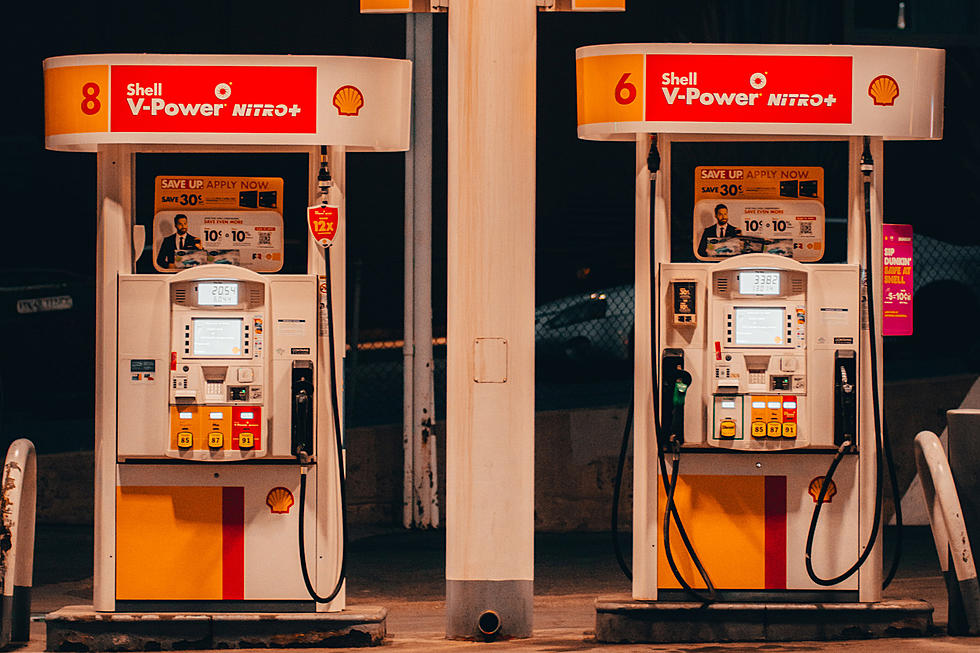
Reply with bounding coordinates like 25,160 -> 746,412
198,282 -> 239,306
733,307 -> 784,346
739,270 -> 781,296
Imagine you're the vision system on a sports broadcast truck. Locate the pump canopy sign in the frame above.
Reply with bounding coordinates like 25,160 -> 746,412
43,54 -> 413,152
576,44 -> 945,139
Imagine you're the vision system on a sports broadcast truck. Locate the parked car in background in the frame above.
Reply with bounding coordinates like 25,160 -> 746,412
535,284 -> 634,363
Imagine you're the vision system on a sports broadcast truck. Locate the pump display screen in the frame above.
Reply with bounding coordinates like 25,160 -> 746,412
198,282 -> 239,306
733,307 -> 785,345
193,318 -> 243,356
739,271 -> 780,296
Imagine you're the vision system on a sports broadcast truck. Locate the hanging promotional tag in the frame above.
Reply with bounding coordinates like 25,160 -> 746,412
307,204 -> 340,247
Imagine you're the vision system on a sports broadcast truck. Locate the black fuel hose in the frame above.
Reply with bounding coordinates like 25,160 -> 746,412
805,137 -> 902,589
297,238 -> 349,604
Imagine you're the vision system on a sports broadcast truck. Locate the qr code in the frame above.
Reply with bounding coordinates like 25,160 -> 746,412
258,232 -> 271,245
799,222 -> 813,235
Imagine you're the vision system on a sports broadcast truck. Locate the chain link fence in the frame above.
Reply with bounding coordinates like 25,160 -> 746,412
343,234 -> 980,427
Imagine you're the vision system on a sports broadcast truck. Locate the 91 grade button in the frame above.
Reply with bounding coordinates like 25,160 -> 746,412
238,432 -> 254,449
782,423 -> 798,438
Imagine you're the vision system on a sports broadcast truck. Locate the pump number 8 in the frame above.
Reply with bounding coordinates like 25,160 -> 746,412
81,82 -> 101,115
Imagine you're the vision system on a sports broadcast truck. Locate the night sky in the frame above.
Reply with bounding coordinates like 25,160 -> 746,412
3,0 -> 977,336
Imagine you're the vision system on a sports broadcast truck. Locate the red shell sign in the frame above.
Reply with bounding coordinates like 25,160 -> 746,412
645,54 -> 853,124
110,65 -> 318,134
308,204 -> 340,247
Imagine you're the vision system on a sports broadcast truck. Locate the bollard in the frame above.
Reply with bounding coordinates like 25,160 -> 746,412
1,438 -> 37,646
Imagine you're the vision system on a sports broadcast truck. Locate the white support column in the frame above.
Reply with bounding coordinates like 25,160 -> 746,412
94,144 -> 134,612
446,0 -> 536,639
404,11 -> 440,530
632,133 -> 657,599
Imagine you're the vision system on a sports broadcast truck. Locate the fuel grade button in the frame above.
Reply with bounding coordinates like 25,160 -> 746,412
719,419 -> 737,438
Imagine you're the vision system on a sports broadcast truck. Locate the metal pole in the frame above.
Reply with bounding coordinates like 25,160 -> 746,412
403,14 -> 418,529
405,12 -> 439,529
411,12 -> 439,529
446,0 -> 536,639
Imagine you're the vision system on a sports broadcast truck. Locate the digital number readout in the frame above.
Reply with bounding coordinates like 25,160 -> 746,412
198,282 -> 238,306
739,270 -> 780,296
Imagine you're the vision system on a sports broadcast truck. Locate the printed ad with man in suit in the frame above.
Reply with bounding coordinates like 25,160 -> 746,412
697,203 -> 742,258
156,213 -> 203,270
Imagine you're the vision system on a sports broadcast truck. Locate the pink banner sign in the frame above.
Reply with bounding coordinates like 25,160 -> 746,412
882,224 -> 913,336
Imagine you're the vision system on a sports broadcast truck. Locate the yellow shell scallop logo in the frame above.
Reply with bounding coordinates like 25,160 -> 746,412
868,75 -> 899,106
333,85 -> 365,116
266,486 -> 295,514
808,476 -> 837,503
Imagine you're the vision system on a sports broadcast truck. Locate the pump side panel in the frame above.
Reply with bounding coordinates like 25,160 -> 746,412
270,277 -> 318,458
117,276 -> 170,458
657,455 -> 858,591
115,465 -> 316,601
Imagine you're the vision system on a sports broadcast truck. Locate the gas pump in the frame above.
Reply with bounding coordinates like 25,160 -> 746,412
575,43 -> 945,609
42,53 -> 411,616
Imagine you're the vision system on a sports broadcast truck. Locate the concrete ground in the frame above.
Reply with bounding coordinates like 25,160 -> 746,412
17,524 -> 980,651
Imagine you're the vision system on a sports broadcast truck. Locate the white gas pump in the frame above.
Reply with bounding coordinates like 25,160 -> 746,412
576,44 -> 944,606
42,54 -> 411,615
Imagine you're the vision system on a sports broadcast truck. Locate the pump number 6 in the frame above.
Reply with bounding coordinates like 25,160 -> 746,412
615,73 -> 637,105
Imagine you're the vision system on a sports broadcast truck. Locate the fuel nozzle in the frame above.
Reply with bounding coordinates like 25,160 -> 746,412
317,145 -> 332,205
669,369 -> 692,442
647,136 -> 661,181
860,136 -> 874,177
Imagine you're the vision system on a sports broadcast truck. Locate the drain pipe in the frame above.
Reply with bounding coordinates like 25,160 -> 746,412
1,438 -> 37,646
477,610 -> 501,640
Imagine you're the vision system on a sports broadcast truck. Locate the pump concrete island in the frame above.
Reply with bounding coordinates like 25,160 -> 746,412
41,53 -> 410,649
576,43 -> 945,642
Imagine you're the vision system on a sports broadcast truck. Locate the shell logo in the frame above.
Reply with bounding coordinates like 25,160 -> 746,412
868,75 -> 899,106
808,476 -> 837,503
333,85 -> 365,116
266,486 -> 295,514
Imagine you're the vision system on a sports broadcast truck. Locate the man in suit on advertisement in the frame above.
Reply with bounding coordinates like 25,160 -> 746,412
697,203 -> 742,257
156,214 -> 203,269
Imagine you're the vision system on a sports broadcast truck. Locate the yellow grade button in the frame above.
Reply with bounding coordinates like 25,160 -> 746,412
239,432 -> 254,449
782,423 -> 798,439
767,422 -> 782,438
208,432 -> 224,448
751,421 -> 767,438
177,432 -> 193,449
719,420 -> 737,438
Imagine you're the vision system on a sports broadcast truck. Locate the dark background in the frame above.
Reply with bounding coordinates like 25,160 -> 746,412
2,0 -> 979,451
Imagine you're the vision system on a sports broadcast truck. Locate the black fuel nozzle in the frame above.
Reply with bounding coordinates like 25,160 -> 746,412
292,360 -> 315,463
647,136 -> 661,178
860,136 -> 874,177
317,145 -> 332,205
